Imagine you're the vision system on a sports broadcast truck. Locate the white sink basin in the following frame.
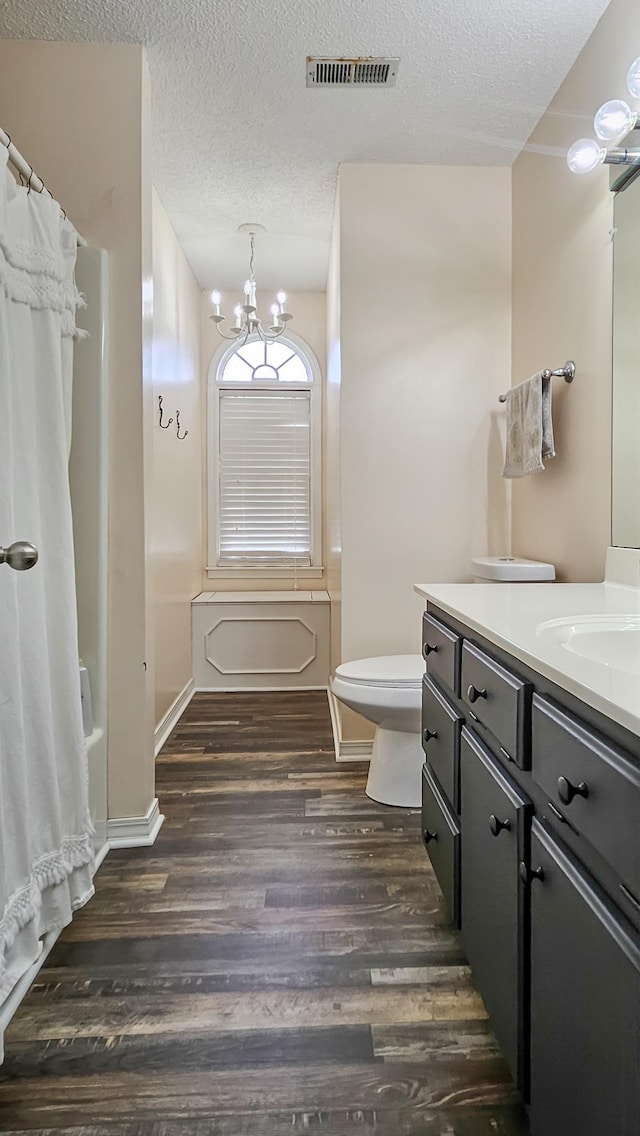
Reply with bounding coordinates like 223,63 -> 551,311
537,614 -> 640,674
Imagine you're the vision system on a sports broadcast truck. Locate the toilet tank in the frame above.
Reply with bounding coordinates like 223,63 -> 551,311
471,556 -> 556,583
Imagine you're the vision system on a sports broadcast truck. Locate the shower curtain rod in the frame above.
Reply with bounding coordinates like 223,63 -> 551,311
0,125 -> 86,246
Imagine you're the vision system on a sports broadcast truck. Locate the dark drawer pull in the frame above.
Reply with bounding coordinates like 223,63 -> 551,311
557,775 -> 589,805
423,642 -> 438,658
422,728 -> 438,745
466,684 -> 487,704
489,814 -> 511,837
519,861 -> 545,884
423,829 -> 438,845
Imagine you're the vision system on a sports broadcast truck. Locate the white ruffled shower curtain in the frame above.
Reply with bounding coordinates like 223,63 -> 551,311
0,147 -> 94,1059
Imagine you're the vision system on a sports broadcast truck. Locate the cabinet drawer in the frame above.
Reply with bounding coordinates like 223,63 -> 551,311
421,763 -> 460,928
460,727 -> 531,1089
461,641 -> 531,767
532,695 -> 640,899
529,820 -> 640,1135
422,612 -> 461,696
422,675 -> 464,812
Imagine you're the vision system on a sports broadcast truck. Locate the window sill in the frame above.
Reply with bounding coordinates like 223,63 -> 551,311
206,565 -> 325,580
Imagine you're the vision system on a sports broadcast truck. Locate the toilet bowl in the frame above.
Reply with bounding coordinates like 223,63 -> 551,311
331,655 -> 424,808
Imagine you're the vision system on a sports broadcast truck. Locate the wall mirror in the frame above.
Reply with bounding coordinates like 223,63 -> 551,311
612,170 -> 640,548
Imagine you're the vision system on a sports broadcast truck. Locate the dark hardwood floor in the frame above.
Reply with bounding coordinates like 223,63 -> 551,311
0,690 -> 527,1134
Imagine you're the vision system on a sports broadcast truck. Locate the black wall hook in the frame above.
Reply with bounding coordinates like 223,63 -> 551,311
158,395 -> 173,429
176,410 -> 189,440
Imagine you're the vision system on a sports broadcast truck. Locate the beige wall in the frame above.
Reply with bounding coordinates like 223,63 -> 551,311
0,41 -> 155,819
326,190 -> 342,675
200,289 -> 327,592
333,164 -> 512,739
511,0 -> 640,580
149,190 -> 203,728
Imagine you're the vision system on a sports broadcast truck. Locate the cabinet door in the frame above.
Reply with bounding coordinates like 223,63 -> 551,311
528,820 -> 640,1136
460,727 -> 531,1089
421,763 -> 460,928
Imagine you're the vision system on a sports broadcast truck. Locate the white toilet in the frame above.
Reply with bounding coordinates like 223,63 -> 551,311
331,654 -> 425,808
331,556 -> 556,809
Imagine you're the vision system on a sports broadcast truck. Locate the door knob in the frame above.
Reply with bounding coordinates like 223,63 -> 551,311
489,814 -> 511,837
466,684 -> 487,704
423,642 -> 438,658
557,775 -> 589,805
422,728 -> 438,745
519,861 -> 545,884
423,829 -> 438,845
0,541 -> 39,571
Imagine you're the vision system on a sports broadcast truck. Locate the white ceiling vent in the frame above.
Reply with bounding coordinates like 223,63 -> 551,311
306,57 -> 399,88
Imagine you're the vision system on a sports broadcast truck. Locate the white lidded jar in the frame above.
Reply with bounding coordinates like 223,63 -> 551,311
470,556 -> 555,584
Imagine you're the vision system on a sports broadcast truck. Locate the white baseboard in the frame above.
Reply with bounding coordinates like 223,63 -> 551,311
107,798 -> 165,849
93,839 -> 110,872
154,678 -> 195,756
327,688 -> 373,763
194,684 -> 328,693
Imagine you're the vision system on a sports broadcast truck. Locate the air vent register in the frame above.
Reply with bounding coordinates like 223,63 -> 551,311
306,57 -> 399,88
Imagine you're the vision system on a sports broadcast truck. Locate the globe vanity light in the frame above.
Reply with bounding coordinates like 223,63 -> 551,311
594,99 -> 638,146
566,138 -> 606,174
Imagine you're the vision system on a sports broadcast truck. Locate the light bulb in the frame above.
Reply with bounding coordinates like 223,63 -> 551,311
594,99 -> 636,144
627,56 -> 640,99
270,303 -> 279,316
210,290 -> 221,305
277,290 -> 286,305
566,138 -> 606,174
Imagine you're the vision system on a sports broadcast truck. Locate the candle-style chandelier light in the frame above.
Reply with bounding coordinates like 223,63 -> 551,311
209,224 -> 292,344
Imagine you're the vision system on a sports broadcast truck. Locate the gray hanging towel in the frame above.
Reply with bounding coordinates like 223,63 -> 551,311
502,371 -> 555,479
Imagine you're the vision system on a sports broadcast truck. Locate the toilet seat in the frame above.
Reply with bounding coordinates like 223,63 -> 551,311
335,654 -> 424,689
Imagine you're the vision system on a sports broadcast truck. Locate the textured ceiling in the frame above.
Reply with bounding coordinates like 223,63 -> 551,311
1,0 -> 611,290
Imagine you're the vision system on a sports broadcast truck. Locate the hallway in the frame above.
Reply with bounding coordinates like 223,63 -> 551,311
0,692 -> 526,1133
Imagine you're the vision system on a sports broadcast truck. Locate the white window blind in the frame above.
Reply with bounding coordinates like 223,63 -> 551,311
218,388 -> 312,566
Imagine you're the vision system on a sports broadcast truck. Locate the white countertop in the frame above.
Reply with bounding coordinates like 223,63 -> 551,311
413,580 -> 640,739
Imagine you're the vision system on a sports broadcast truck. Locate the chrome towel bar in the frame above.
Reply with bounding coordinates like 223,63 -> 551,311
499,361 -> 575,403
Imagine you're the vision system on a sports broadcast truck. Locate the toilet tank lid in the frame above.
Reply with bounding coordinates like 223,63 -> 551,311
335,654 -> 424,687
471,556 -> 556,581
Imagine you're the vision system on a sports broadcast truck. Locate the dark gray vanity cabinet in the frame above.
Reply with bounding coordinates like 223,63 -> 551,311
528,820 -> 640,1136
420,602 -> 640,1135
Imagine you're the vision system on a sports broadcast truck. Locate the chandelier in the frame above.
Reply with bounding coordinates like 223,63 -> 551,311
209,224 -> 292,343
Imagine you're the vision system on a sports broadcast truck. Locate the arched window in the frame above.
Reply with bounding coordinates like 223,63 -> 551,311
207,333 -> 322,575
